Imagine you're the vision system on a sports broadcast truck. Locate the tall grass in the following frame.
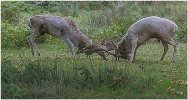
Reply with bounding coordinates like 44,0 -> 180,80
1,43 -> 187,99
72,1 -> 186,42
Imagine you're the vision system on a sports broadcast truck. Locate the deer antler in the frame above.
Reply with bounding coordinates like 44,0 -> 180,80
110,40 -> 117,49
81,43 -> 108,55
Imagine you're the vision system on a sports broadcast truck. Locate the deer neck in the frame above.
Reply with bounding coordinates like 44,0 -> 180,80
118,35 -> 132,54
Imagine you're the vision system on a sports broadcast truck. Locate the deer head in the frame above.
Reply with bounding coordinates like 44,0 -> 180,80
109,40 -> 130,60
80,42 -> 109,56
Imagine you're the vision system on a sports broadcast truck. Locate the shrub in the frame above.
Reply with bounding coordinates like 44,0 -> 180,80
1,21 -> 29,49
1,58 -> 22,99
1,21 -> 56,49
94,16 -> 135,41
1,83 -> 22,99
1,1 -> 21,24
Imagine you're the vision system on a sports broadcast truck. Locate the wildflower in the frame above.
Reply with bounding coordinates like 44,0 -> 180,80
171,79 -> 186,85
112,76 -> 121,82
176,91 -> 183,96
165,87 -> 176,94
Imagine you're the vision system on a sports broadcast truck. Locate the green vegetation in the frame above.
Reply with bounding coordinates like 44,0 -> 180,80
1,43 -> 187,99
1,1 -> 187,99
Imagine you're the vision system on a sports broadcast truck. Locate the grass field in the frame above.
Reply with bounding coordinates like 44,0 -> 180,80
1,41 -> 187,99
1,1 -> 187,99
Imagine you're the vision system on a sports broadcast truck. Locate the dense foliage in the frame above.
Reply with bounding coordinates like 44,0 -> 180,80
1,57 -> 155,98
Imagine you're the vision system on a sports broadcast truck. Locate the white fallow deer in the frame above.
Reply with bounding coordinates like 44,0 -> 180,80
111,16 -> 178,63
27,14 -> 108,60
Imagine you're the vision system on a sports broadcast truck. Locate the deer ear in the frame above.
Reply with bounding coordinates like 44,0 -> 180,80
111,41 -> 117,49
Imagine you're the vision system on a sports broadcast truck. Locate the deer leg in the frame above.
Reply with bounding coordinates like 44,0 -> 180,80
168,39 -> 178,63
62,37 -> 76,59
160,41 -> 169,61
28,33 -> 40,56
130,39 -> 138,62
27,36 -> 34,55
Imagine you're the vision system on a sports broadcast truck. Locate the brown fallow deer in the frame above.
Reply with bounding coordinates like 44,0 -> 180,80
27,14 -> 108,60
